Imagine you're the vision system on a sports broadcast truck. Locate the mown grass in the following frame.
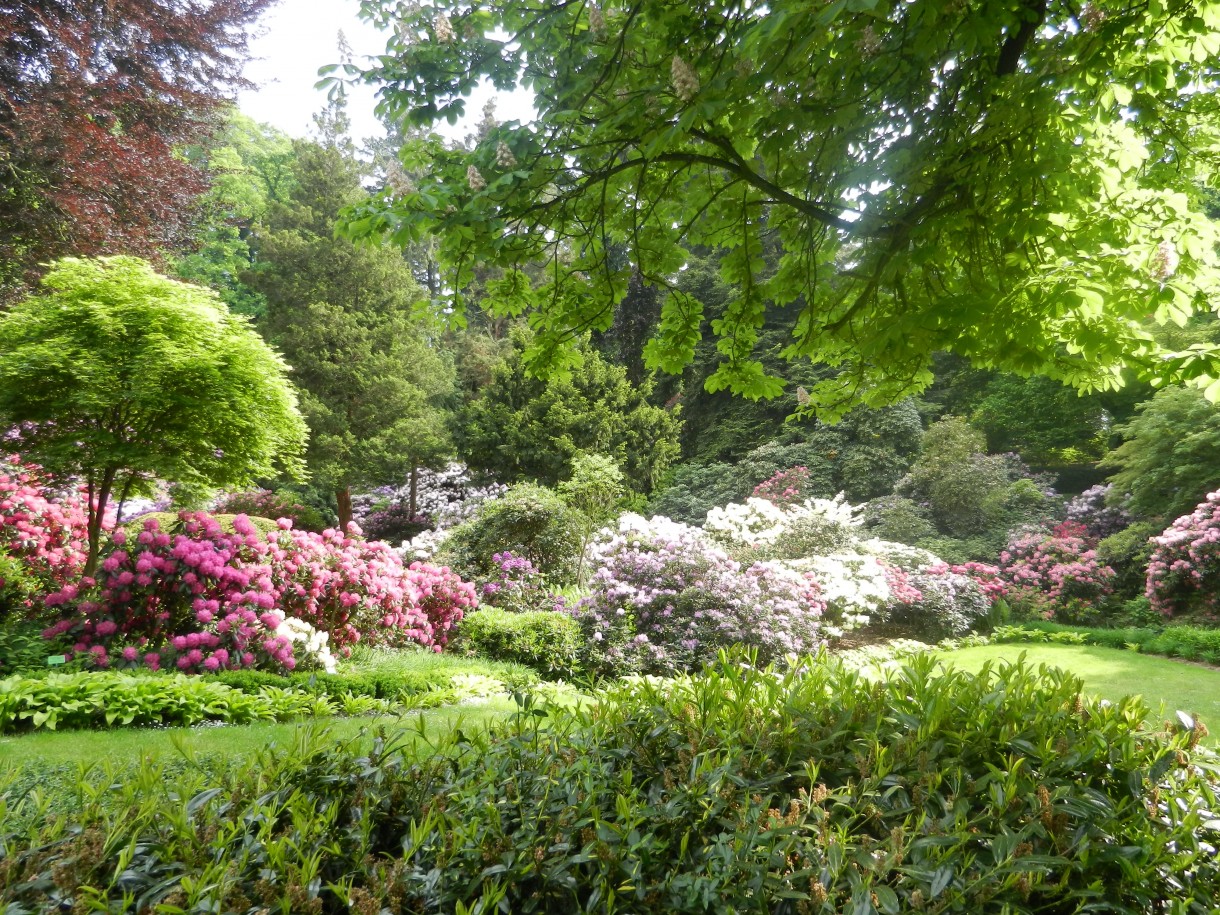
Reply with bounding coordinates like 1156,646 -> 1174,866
938,642 -> 1220,744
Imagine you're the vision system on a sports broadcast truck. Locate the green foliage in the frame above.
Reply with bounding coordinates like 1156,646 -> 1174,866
439,483 -> 585,586
456,331 -> 681,496
0,671 -> 336,733
4,654 -> 1218,911
451,607 -> 583,679
972,374 -> 1109,464
559,452 -> 625,584
175,112 -> 298,317
1103,386 -> 1220,523
993,621 -> 1220,667
0,623 -> 67,676
0,256 -> 308,571
1097,521 -> 1162,600
867,417 -> 1060,560
248,124 -> 455,517
345,0 -> 1220,409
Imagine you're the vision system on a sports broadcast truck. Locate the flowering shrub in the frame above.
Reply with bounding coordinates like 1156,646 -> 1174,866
0,456 -> 91,619
1064,484 -> 1132,542
360,502 -> 431,543
1146,491 -> 1220,617
572,514 -> 825,675
941,560 -> 1008,603
999,522 -> 1115,621
215,489 -> 329,532
352,463 -> 508,536
752,465 -> 811,507
478,551 -> 568,614
40,512 -> 477,673
788,551 -> 890,633
704,495 -> 859,561
886,567 -> 991,638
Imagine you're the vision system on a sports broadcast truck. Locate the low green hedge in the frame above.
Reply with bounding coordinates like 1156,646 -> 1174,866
2,654 -> 1217,913
452,607 -> 583,678
993,620 -> 1220,665
0,671 -> 352,732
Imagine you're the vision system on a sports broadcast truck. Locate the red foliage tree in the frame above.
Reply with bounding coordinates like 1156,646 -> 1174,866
0,0 -> 273,299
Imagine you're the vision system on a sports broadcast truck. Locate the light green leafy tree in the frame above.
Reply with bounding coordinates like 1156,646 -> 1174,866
0,257 -> 307,574
1103,386 -> 1220,523
340,0 -> 1220,415
559,452 -> 625,584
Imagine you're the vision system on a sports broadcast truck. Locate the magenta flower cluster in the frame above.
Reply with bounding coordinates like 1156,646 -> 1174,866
1146,491 -> 1220,617
999,522 -> 1115,618
0,455 -> 92,611
41,512 -> 477,673
573,517 -> 826,675
752,466 -> 812,507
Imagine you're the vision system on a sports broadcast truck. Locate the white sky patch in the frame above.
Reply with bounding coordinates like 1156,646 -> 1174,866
238,0 -> 534,145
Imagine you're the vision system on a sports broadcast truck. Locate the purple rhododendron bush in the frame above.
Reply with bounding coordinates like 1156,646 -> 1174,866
40,512 -> 477,674
1146,491 -> 1220,618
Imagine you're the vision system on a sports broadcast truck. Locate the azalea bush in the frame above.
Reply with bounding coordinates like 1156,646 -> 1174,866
39,513 -> 477,674
0,456 -> 91,620
751,465 -> 811,507
572,513 -> 825,675
1064,483 -> 1132,542
704,495 -> 858,562
1146,491 -> 1220,618
999,522 -> 1116,623
885,565 -> 991,638
352,463 -> 507,536
478,550 -> 568,614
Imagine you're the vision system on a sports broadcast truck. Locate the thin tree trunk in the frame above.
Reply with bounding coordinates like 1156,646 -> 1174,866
83,468 -> 117,579
336,485 -> 353,533
409,466 -> 419,518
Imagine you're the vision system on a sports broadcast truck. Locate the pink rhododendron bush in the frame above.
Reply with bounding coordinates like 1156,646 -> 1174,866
999,522 -> 1115,622
1146,491 -> 1220,618
41,512 -> 477,673
0,455 -> 92,619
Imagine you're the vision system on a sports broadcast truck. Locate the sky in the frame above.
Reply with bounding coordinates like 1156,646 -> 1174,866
236,0 -> 533,144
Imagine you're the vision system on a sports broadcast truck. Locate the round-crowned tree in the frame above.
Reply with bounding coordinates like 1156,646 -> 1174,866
0,256 -> 307,575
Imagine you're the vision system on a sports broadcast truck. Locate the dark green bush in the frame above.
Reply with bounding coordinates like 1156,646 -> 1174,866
1097,521 -> 1160,600
452,607 -> 583,678
438,482 -> 585,585
0,622 -> 70,676
3,655 -> 1217,913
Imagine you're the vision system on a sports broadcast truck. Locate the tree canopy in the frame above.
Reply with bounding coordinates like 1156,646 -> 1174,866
0,257 -> 307,573
0,0 -> 271,299
342,0 -> 1220,415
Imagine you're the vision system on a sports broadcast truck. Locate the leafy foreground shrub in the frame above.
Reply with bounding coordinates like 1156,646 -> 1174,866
3,655 -> 1218,913
452,607 -> 583,678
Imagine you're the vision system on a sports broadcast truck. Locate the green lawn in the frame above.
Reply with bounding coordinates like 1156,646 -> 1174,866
0,697 -> 518,769
938,643 -> 1220,742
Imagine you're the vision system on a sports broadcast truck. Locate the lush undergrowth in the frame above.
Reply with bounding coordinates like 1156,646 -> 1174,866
2,655 -> 1217,914
991,620 -> 1220,666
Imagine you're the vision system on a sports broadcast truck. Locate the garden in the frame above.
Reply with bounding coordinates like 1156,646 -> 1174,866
5,0 -> 1220,912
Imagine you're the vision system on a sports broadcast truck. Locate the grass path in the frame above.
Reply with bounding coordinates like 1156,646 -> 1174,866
938,643 -> 1220,743
0,697 -> 519,769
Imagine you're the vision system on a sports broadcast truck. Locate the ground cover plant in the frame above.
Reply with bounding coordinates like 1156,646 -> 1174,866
2,654 -> 1217,913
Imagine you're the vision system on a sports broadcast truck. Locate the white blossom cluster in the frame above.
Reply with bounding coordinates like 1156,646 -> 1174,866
275,616 -> 338,674
784,552 -> 892,634
704,494 -> 860,549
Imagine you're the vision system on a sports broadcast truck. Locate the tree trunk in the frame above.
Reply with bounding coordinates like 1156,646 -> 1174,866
336,485 -> 353,533
83,468 -> 117,580
409,466 -> 419,518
